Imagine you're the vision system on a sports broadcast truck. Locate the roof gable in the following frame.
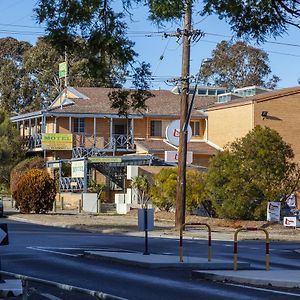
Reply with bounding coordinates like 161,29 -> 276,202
49,87 -> 89,109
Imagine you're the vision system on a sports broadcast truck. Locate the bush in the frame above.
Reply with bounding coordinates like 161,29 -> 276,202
10,157 -> 45,196
150,168 -> 208,212
206,126 -> 300,220
13,169 -> 56,213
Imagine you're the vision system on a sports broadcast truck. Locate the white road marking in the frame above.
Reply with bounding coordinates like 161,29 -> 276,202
27,247 -> 79,257
26,246 -> 140,257
226,282 -> 300,297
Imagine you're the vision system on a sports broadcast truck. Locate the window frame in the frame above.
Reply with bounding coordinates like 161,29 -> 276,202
150,120 -> 162,137
190,120 -> 200,136
73,118 -> 85,133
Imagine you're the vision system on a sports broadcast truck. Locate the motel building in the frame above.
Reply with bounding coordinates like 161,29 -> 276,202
11,85 -> 300,213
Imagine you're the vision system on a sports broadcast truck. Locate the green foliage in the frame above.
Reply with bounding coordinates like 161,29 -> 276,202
131,175 -> 150,208
0,38 -> 32,113
206,126 -> 300,220
132,1 -> 299,41
186,169 -> 207,213
201,0 -> 298,42
0,109 -> 24,188
200,41 -> 280,90
34,0 -> 153,116
13,169 -> 56,214
88,180 -> 105,200
151,168 -> 177,211
10,157 -> 45,196
150,168 -> 207,212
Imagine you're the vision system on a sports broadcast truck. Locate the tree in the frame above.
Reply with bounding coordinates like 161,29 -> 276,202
34,0 -> 153,115
132,1 -> 300,42
206,126 -> 300,220
0,37 -> 33,113
200,41 -> 280,90
0,109 -> 24,188
131,175 -> 150,208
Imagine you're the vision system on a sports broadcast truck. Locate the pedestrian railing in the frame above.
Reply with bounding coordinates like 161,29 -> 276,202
0,270 -> 126,300
179,222 -> 212,262
233,227 -> 270,271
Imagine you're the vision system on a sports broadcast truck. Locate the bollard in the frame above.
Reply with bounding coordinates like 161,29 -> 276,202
61,196 -> 64,210
233,227 -> 269,271
78,198 -> 82,213
180,222 -> 212,262
52,200 -> 56,213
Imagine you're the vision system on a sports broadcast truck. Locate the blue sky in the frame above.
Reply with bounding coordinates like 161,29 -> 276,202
1,0 -> 300,90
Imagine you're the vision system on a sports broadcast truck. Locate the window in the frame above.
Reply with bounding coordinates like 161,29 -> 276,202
190,121 -> 200,136
73,118 -> 85,133
150,120 -> 162,137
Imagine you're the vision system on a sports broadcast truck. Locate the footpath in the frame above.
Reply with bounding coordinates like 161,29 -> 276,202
3,199 -> 300,291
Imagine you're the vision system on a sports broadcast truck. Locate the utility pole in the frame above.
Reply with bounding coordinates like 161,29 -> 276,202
175,0 -> 192,229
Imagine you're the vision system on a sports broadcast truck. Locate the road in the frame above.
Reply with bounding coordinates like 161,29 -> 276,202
0,218 -> 300,299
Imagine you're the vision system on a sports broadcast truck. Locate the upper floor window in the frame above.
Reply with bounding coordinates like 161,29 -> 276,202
74,118 -> 85,133
190,121 -> 200,136
150,120 -> 162,137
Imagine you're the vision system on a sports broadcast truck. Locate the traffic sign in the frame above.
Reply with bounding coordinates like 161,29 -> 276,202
0,224 -> 8,246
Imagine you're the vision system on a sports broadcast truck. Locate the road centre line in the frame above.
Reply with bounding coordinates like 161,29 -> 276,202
225,283 -> 300,297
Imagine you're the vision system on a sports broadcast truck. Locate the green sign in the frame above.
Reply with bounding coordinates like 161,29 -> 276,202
59,62 -> 67,78
89,157 -> 122,163
42,133 -> 73,150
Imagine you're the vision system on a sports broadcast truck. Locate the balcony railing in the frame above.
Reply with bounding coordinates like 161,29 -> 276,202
24,133 -> 134,152
25,133 -> 42,149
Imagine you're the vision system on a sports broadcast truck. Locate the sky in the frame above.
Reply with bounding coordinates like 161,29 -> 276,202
1,0 -> 300,91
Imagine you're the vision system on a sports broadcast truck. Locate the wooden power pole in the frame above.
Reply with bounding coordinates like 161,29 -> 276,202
175,0 -> 192,228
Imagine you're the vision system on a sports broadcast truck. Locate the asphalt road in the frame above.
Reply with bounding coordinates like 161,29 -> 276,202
0,218 -> 300,299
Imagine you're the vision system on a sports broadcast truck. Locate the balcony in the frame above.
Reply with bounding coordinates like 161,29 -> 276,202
24,133 -> 135,155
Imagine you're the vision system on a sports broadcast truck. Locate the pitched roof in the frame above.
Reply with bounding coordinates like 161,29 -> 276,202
205,86 -> 300,111
49,87 -> 216,117
135,139 -> 218,155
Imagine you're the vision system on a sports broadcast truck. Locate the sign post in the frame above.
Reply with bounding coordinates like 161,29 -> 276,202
138,208 -> 154,255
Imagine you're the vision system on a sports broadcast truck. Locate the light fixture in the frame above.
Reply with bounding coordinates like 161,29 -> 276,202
261,111 -> 268,119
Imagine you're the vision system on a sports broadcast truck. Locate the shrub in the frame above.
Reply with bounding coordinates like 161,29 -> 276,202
13,169 -> 56,213
10,157 -> 45,196
150,168 -> 207,212
206,126 -> 300,220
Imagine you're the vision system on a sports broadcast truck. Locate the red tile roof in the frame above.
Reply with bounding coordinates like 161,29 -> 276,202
49,87 -> 216,117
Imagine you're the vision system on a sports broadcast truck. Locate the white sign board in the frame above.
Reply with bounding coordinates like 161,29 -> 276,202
166,120 -> 192,146
164,151 -> 193,164
138,208 -> 154,231
71,160 -> 85,178
286,193 -> 296,208
283,216 -> 297,227
267,202 -> 281,222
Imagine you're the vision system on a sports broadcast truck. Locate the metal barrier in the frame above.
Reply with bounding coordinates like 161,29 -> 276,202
233,227 -> 269,271
180,222 -> 212,262
0,270 -> 126,300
